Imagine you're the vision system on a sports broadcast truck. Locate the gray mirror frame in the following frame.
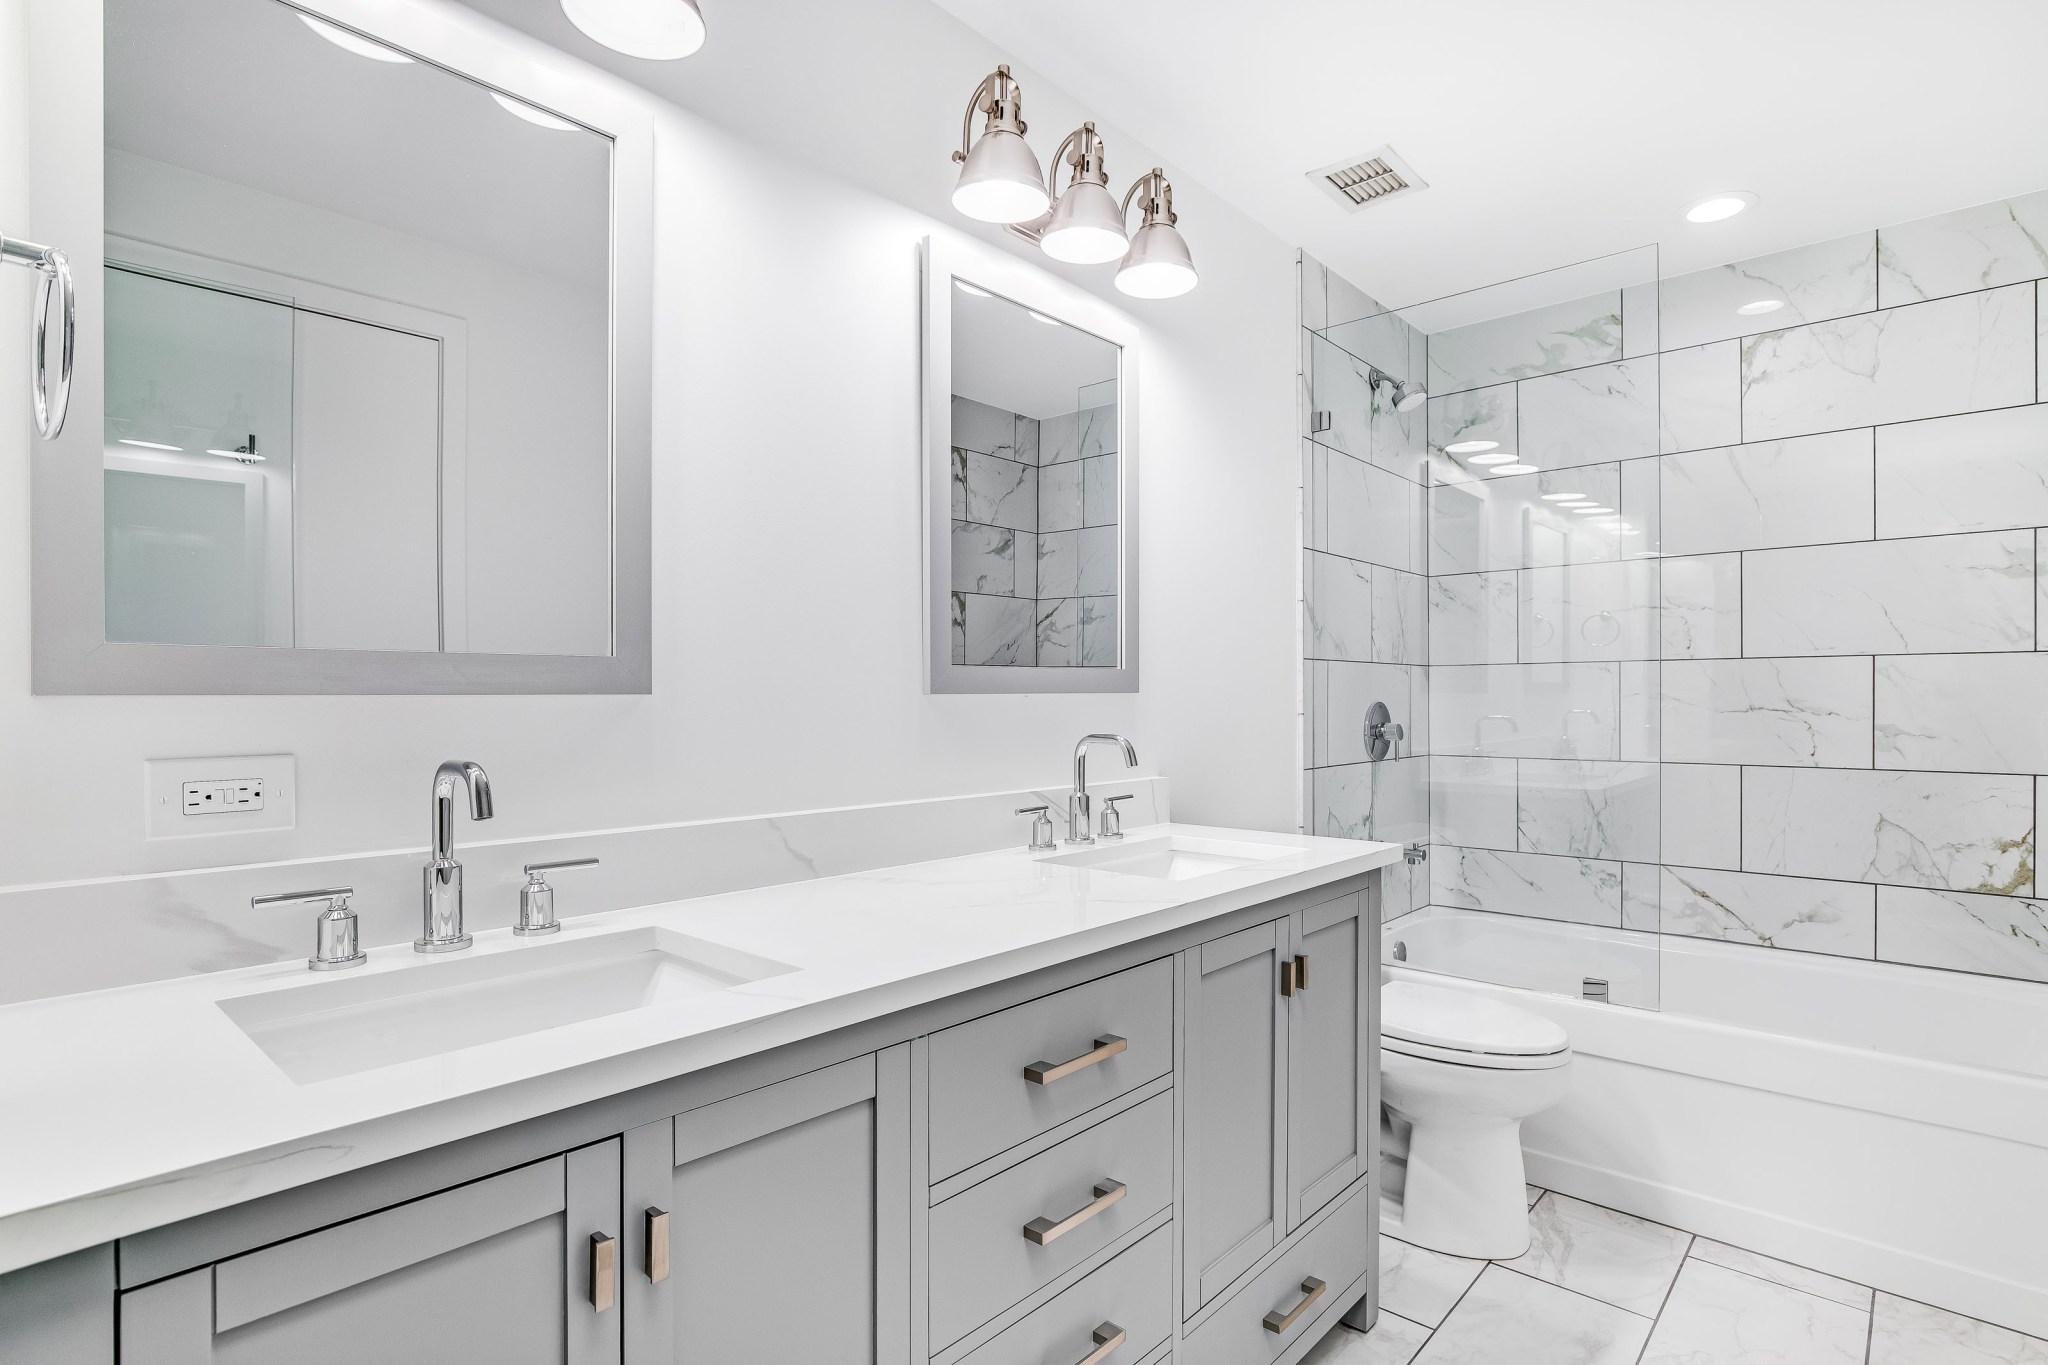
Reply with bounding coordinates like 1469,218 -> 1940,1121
921,235 -> 1140,694
26,0 -> 654,694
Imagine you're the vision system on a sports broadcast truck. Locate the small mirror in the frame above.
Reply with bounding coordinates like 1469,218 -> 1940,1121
923,238 -> 1139,693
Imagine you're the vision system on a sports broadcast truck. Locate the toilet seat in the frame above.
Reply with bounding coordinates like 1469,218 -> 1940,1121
1381,980 -> 1570,1071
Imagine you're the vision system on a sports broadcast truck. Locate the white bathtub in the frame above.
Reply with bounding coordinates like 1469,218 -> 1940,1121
1384,907 -> 2048,1337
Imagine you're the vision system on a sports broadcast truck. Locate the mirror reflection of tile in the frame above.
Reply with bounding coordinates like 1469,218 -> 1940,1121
949,389 -> 1118,667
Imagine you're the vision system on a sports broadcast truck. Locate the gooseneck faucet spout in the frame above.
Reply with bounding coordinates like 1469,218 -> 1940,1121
419,759 -> 493,954
1067,733 -> 1138,845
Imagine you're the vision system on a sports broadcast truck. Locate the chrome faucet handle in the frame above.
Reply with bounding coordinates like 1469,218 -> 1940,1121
1015,806 -> 1057,852
518,857 -> 598,937
253,886 -> 366,972
1099,794 -> 1135,841
1364,700 -> 1405,762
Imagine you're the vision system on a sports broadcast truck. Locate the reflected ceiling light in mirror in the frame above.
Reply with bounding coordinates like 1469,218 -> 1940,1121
948,66 -> 1049,224
1491,463 -> 1538,475
1541,492 -> 1585,501
1467,452 -> 1517,466
299,14 -> 413,62
490,92 -> 580,131
1573,505 -> 1614,514
1444,440 -> 1498,454
1684,191 -> 1756,223
560,0 -> 707,59
953,281 -> 994,298
118,438 -> 182,451
1027,311 -> 1061,326
1737,298 -> 1785,316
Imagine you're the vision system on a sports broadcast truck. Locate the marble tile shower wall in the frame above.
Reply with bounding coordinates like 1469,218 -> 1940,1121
950,394 -> 1119,667
1301,186 -> 2048,992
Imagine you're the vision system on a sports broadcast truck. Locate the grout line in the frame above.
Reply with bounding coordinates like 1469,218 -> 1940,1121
1631,1234 -> 1696,1365
1491,1261 -> 1660,1322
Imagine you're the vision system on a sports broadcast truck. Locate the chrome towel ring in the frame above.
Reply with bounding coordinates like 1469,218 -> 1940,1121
1,232 -> 74,439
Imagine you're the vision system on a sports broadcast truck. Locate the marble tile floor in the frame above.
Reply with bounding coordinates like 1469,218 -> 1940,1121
1304,1187 -> 2048,1365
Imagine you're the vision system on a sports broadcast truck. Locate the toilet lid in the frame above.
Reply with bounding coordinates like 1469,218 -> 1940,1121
1381,981 -> 1569,1057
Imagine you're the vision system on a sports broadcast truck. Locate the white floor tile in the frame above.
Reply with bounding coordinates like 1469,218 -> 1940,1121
1690,1238 -> 1873,1310
1641,1259 -> 1868,1365
1524,1184 -> 1543,1207
1415,1265 -> 1650,1365
1304,1311 -> 1434,1365
1379,1234 -> 1487,1328
1868,1292 -> 2048,1365
1500,1192 -> 1692,1315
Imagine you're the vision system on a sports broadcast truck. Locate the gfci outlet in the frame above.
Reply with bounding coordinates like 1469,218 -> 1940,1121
146,755 -> 296,839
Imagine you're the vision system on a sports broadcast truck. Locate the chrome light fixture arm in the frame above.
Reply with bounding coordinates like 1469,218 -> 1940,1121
952,65 -> 1027,164
1,232 -> 74,439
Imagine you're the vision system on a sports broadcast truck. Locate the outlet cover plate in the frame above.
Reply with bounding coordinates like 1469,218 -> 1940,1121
146,755 -> 296,839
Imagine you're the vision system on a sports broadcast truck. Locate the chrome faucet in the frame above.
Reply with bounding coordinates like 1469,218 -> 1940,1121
1067,733 -> 1138,845
419,759 -> 493,953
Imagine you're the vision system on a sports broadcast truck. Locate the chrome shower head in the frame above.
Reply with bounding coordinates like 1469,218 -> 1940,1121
1368,365 -> 1427,413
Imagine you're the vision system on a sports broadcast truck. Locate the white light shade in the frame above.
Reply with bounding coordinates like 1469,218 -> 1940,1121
952,129 -> 1050,224
1040,179 -> 1129,265
1684,191 -> 1756,223
1116,220 -> 1198,298
490,91 -> 580,131
560,0 -> 706,59
300,14 -> 412,62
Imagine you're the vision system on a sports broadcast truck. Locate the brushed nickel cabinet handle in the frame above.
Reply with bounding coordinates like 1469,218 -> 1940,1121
1280,958 -> 1296,997
1076,1321 -> 1126,1365
1294,954 -> 1309,991
645,1207 -> 670,1284
589,1233 -> 617,1312
1023,1179 -> 1127,1245
1262,1276 -> 1327,1334
1024,1034 -> 1128,1085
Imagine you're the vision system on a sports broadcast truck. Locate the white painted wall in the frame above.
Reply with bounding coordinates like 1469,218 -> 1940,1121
0,0 -> 1300,889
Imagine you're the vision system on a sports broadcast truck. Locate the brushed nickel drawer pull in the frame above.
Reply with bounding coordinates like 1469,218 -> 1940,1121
589,1232 -> 617,1312
1023,1179 -> 1127,1245
1262,1276 -> 1326,1334
1294,953 -> 1308,991
1024,1034 -> 1128,1085
1077,1321 -> 1126,1365
645,1207 -> 670,1283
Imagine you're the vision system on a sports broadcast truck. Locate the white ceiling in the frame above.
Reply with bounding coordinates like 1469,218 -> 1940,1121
952,283 -> 1118,418
930,0 -> 2048,308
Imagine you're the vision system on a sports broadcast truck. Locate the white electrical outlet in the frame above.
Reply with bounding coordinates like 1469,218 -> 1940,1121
146,756 -> 295,839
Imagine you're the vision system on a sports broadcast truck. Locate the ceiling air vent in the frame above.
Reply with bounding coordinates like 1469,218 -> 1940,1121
1309,146 -> 1426,212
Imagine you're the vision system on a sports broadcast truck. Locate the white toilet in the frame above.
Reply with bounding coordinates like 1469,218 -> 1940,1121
1380,980 -> 1572,1259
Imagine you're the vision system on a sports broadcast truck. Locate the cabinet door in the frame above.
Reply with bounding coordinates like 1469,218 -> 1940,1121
1180,917 -> 1289,1314
1286,890 -> 1371,1231
119,1144 -> 621,1365
623,1050 -> 910,1365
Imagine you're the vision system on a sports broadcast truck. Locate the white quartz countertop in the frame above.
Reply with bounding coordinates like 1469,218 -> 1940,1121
0,823 -> 1397,1274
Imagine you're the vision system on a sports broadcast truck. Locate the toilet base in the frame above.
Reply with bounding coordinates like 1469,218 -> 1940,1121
1396,1112 -> 1532,1259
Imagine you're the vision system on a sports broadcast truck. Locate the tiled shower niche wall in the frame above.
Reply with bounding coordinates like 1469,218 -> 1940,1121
1302,185 -> 2048,1001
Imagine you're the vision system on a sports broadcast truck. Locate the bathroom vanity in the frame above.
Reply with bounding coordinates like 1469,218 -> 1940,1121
0,827 -> 1396,1365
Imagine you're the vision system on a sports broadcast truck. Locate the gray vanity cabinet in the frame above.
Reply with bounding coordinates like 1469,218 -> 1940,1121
621,1049 -> 912,1365
116,1142 -> 623,1365
1285,888 -> 1372,1231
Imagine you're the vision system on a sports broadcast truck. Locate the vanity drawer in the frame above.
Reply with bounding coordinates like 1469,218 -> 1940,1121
958,1222 -> 1174,1365
931,1092 -> 1173,1350
1179,1183 -> 1372,1365
929,957 -> 1173,1179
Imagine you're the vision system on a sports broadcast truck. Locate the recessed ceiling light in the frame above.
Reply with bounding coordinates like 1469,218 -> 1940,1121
1684,191 -> 1756,224
954,281 -> 993,298
1736,298 -> 1785,316
117,438 -> 182,451
1491,463 -> 1538,475
1444,440 -> 1499,454
490,92 -> 580,131
300,14 -> 413,62
560,0 -> 706,59
1027,311 -> 1061,326
1573,505 -> 1615,515
1467,452 -> 1518,465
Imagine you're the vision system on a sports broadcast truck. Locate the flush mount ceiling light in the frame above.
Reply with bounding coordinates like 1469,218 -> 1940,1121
1684,191 -> 1756,223
300,13 -> 412,62
1737,298 -> 1786,316
560,0 -> 706,59
1444,440 -> 1498,454
490,92 -> 580,131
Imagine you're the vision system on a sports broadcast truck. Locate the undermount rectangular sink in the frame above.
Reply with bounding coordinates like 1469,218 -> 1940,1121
1043,834 -> 1294,881
218,927 -> 796,1085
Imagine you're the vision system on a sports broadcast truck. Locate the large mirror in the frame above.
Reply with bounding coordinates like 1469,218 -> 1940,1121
922,237 -> 1139,693
27,0 -> 652,692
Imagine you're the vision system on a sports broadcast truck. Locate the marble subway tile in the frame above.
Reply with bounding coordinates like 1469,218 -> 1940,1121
1324,266 -> 1385,338
949,592 -> 964,663
1622,861 -> 1660,932
1431,846 -> 1623,927
950,448 -> 968,520
1037,529 -> 1080,598
1430,755 -> 1518,850
950,521 -> 1016,596
1874,404 -> 2048,538
1742,768 -> 2034,895
1312,331 -> 1378,463
1429,661 -> 1620,761
1661,429 -> 1874,555
1621,279 -> 1658,358
1660,554 -> 1741,659
1076,526 -> 1117,598
1516,758 -> 1659,861
1660,866 -> 1877,956
1687,1240 -> 1871,1310
1418,1264 -> 1651,1365
1324,308 -> 1414,383
1877,189 -> 2048,308
1076,403 -> 1116,458
1430,572 -> 1517,665
1503,1192 -> 1692,1315
1314,758 -> 1427,843
1741,284 -> 2036,441
1373,566 -> 1427,666
1013,414 -> 1040,465
1078,596 -> 1116,668
1082,454 -> 1117,527
1876,886 -> 2048,984
1035,598 -> 1077,667
1307,552 -> 1374,661
1427,292 -> 1624,396
1662,657 -> 1873,766
1014,530 -> 1038,598
950,395 -> 1016,457
1328,452 -> 1420,572
1520,560 -> 1659,663
1876,652 -> 2048,773
1745,531 -> 2034,655
1659,341 -> 1743,454
1431,466 -> 1625,575
1518,358 -> 1658,471
1660,232 -> 1878,351
1426,383 -> 1516,464
1324,660 -> 1414,765
1661,763 -> 1741,870
1038,461 -> 1084,533
1039,410 -> 1078,465
1641,1259 -> 1869,1365
962,449 -> 1037,531
1300,253 -> 1331,334
1619,660 -> 1660,762
1619,457 -> 1659,559
1867,1290 -> 2048,1365
1305,441 -> 1328,552
959,592 -> 1036,666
